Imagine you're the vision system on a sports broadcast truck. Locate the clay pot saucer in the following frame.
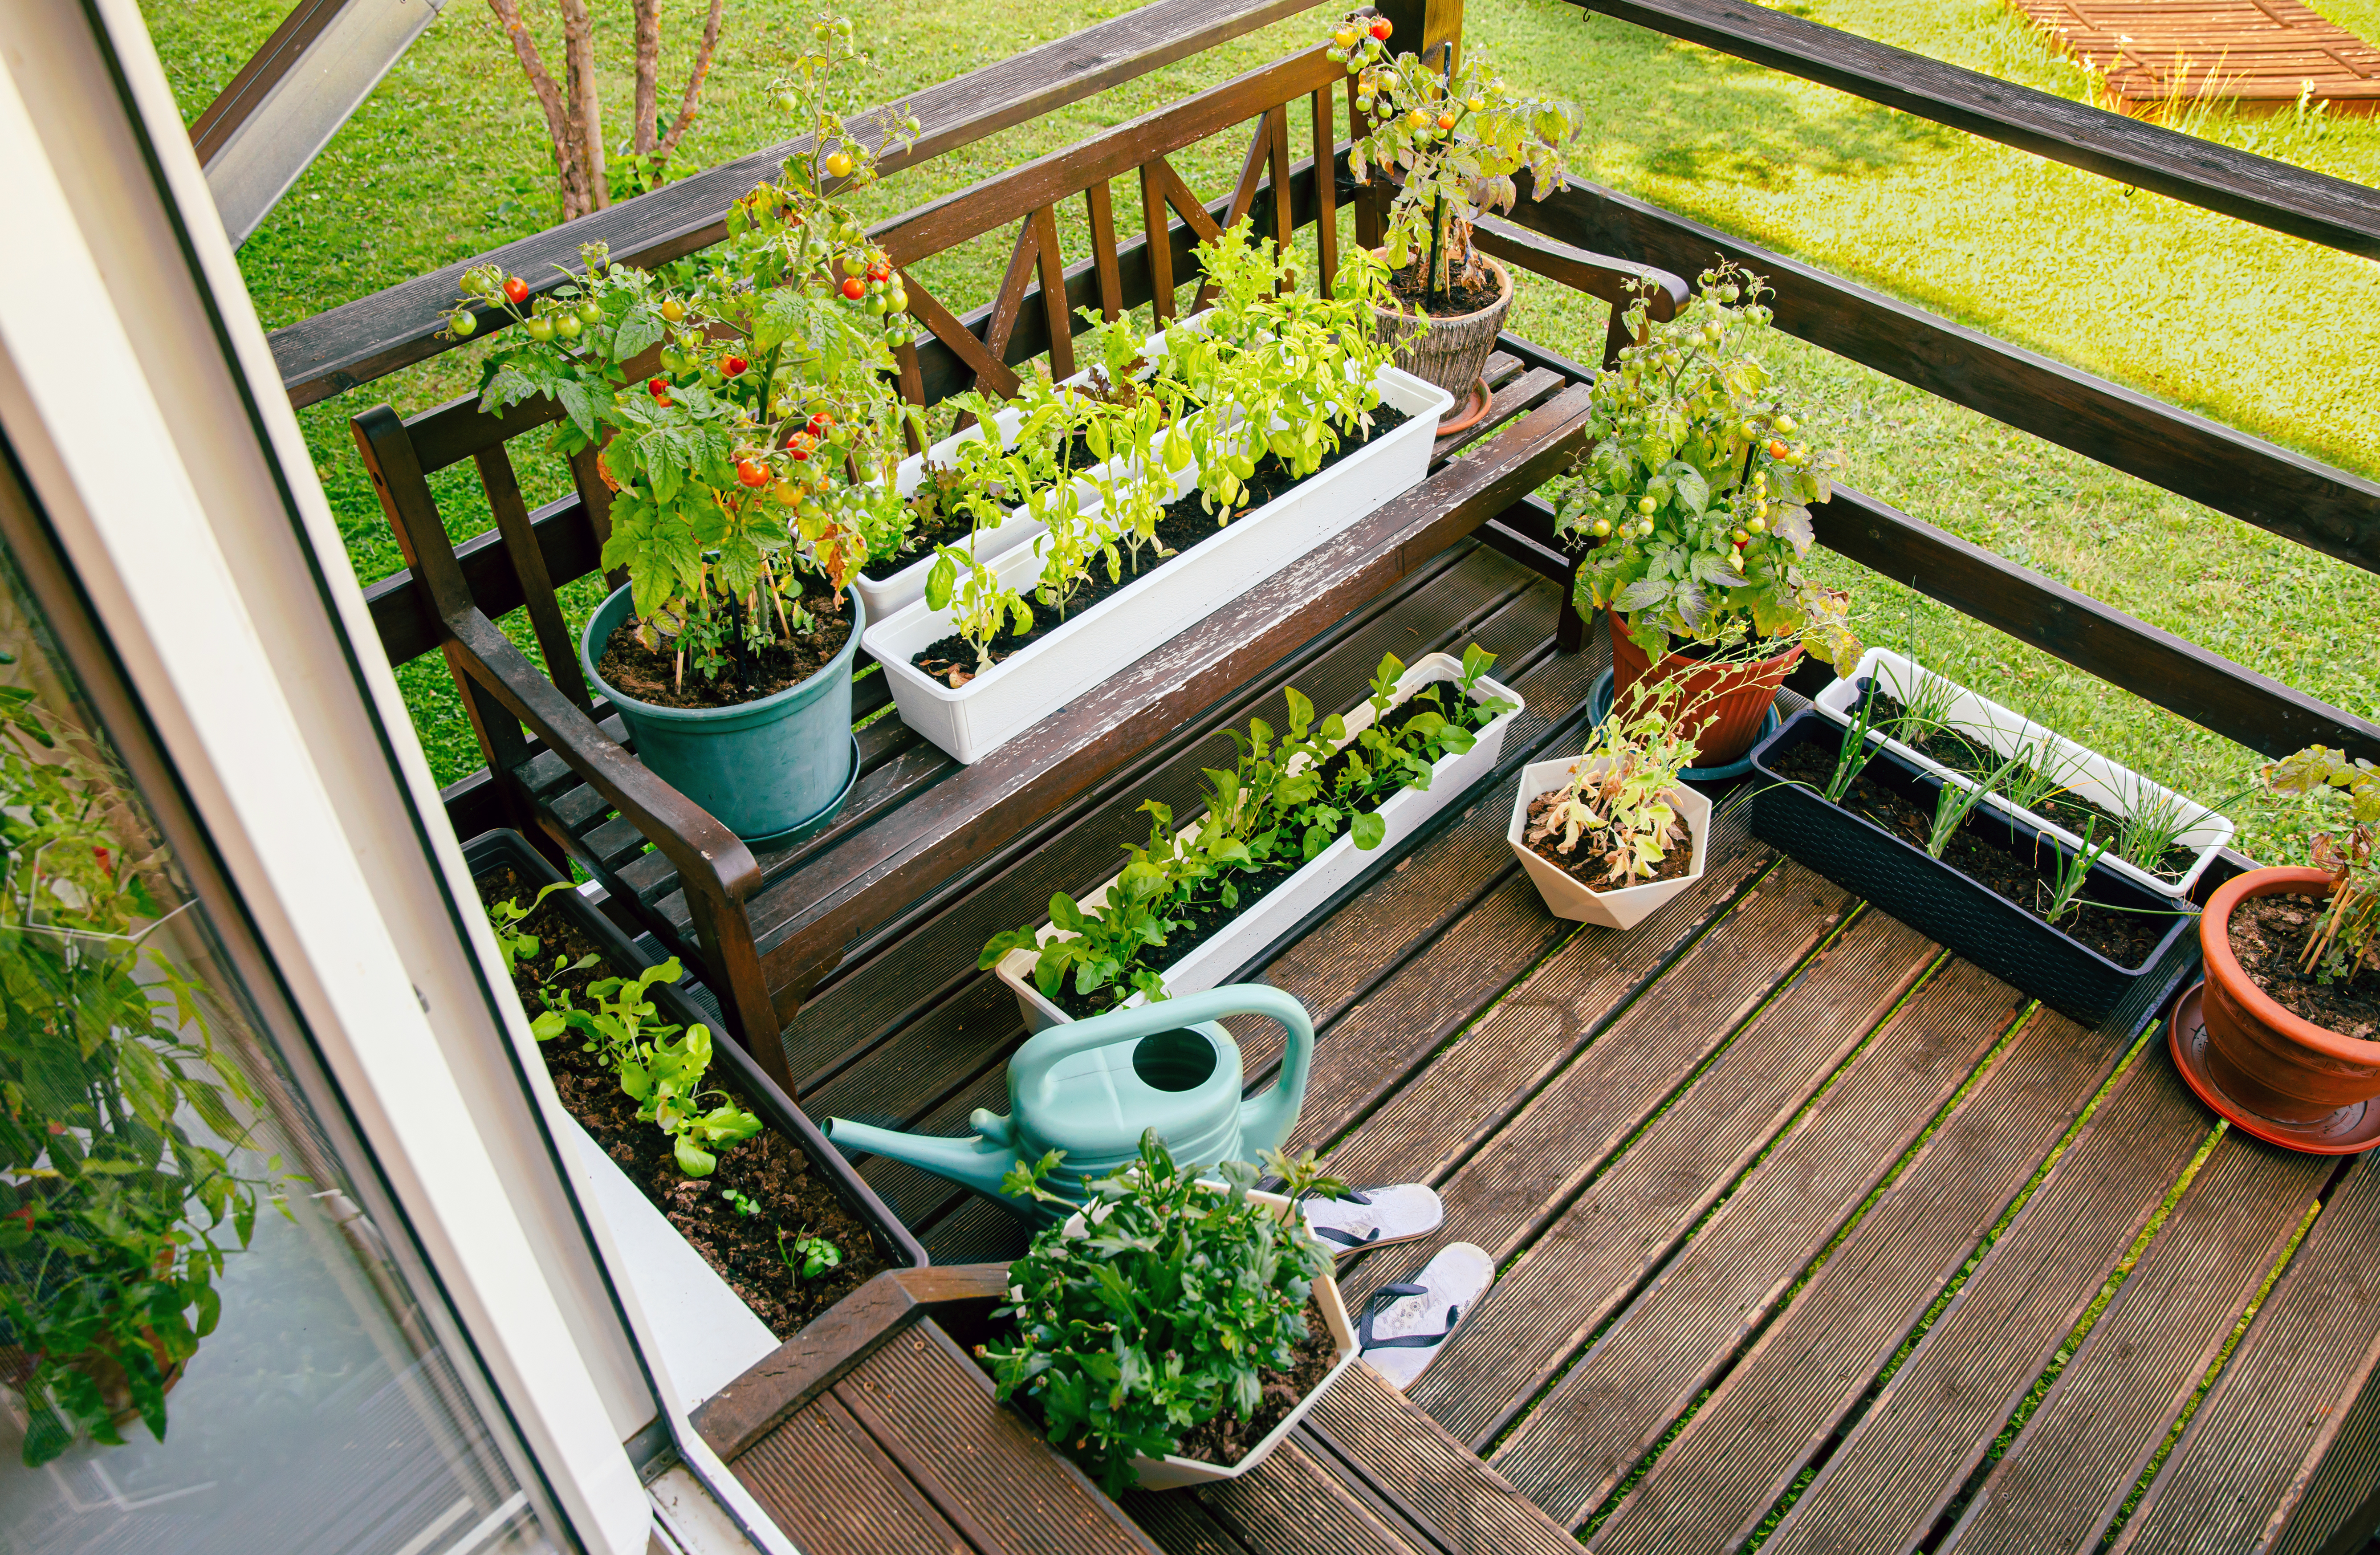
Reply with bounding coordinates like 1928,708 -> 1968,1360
1434,377 -> 1493,439
2168,981 -> 2380,1155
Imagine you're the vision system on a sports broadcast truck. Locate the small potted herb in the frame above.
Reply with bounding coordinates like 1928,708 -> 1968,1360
1509,678 -> 1713,929
449,17 -> 920,843
1330,12 -> 1577,409
984,648 -> 1522,1026
1554,264 -> 1861,766
2190,749 -> 2380,1136
980,1132 -> 1358,1493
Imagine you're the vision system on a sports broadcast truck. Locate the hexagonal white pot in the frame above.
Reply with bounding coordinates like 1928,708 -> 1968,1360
1507,757 -> 1711,929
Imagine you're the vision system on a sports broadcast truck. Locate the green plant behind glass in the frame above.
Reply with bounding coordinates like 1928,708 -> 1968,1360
0,678 -> 283,1465
982,1130 -> 1339,1494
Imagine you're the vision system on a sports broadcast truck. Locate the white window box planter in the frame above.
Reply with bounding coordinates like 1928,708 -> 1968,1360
995,653 -> 1521,1029
1506,757 -> 1713,930
863,362 -> 1453,765
1811,648 -> 2235,899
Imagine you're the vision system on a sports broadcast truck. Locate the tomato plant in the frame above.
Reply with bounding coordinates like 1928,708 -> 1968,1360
1556,263 -> 1860,670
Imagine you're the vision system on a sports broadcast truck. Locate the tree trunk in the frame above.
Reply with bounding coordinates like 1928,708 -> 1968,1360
486,0 -> 589,220
631,0 -> 660,159
560,0 -> 609,212
656,0 -> 728,159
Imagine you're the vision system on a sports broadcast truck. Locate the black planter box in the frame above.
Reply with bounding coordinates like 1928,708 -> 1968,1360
1747,711 -> 2200,1032
463,829 -> 926,1272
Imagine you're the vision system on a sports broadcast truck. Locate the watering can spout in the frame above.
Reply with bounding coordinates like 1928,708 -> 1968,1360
825,1117 -> 1018,1201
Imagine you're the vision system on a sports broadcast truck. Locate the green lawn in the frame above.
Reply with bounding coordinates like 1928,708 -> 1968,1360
136,0 -> 2380,860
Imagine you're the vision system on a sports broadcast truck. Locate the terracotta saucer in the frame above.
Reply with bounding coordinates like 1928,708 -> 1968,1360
2168,981 -> 2380,1155
1434,376 -> 1494,439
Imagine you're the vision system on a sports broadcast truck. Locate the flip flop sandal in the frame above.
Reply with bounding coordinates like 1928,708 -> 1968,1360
1357,1242 -> 1494,1392
1302,1183 -> 1446,1255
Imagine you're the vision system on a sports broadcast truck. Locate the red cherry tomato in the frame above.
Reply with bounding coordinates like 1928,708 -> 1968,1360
866,262 -> 891,283
1370,17 -> 1392,39
807,411 -> 835,436
721,355 -> 748,376
1436,112 -> 1457,131
648,376 -> 670,396
786,432 -> 814,460
736,459 -> 769,488
840,275 -> 867,301
1768,439 -> 1789,458
503,276 -> 529,305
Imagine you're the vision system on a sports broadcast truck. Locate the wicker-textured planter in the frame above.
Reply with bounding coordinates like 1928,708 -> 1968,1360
1373,256 -> 1513,399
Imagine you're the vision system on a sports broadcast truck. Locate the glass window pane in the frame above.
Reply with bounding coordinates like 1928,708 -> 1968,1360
0,526 -> 564,1554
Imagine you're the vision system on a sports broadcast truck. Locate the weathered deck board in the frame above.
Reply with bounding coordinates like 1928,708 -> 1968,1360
2006,0 -> 2380,110
1585,1008 -> 2136,1554
729,1394 -> 971,1555
1485,957 -> 2026,1518
1943,1129 -> 2329,1554
1754,1048 -> 2221,1555
2109,1154 -> 2380,1553
1194,1436 -> 1434,1555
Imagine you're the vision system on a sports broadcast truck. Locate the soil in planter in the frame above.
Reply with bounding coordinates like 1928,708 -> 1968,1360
2227,892 -> 2380,1041
911,404 -> 1413,687
1771,739 -> 2171,970
1048,692 -> 1483,1019
1855,690 -> 2195,881
1171,1299 -> 1337,1468
476,866 -> 886,1336
1520,786 -> 1698,889
598,579 -> 853,712
1387,256 -> 1502,319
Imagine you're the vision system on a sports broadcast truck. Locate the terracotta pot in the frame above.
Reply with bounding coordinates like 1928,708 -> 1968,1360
1371,256 -> 1513,399
1607,611 -> 1802,766
2198,867 -> 2380,1123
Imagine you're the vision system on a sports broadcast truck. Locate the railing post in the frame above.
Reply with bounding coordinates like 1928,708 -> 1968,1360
1373,0 -> 1464,61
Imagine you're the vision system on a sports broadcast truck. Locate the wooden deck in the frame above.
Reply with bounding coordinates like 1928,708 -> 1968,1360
2006,0 -> 2380,113
713,540 -> 2380,1553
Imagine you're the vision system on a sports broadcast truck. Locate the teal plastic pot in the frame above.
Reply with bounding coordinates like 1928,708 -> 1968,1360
581,582 -> 862,845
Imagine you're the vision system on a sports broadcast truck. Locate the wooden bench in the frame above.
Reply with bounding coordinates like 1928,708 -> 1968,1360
350,35 -> 1683,1093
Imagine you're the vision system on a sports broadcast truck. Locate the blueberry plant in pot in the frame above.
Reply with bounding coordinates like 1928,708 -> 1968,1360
1556,264 -> 1860,765
1329,12 -> 1577,406
448,16 -> 925,843
978,1132 -> 1357,1492
0,687 -> 281,1465
2191,748 -> 2380,1133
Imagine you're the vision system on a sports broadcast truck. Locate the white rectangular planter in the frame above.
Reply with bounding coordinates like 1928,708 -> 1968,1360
998,654 -> 1520,1030
863,363 -> 1455,765
1812,647 -> 2234,898
1506,757 -> 1713,929
1127,1187 -> 1360,1492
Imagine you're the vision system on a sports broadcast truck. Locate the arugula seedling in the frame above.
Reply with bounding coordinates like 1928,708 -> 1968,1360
777,1228 -> 843,1280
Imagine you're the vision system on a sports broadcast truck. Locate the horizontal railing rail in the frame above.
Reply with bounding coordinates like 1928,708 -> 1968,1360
1576,0 -> 2380,261
1504,175 -> 2380,578
268,0 -> 1329,407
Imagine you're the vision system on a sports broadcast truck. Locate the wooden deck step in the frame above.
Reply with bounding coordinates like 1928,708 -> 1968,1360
695,1267 -> 1158,1555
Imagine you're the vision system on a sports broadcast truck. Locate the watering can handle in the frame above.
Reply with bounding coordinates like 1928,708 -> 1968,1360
1014,985 -> 1315,1127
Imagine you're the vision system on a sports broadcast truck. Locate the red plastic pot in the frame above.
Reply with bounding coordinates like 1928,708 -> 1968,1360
1607,611 -> 1802,766
2198,866 -> 2380,1123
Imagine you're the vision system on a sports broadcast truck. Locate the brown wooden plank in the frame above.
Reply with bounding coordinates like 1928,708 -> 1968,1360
837,1321 -> 1163,1555
1401,904 -> 1932,1467
1195,1436 -> 1435,1555
1485,957 -> 2026,1517
1428,366 -> 1568,464
1945,1132 -> 2331,1555
2108,1155 -> 2380,1555
1578,0 -> 2380,259
1310,89 -> 1339,295
1753,1054 -> 2222,1555
1086,181 -> 1125,322
692,1269 -> 925,1461
727,1394 -> 971,1555
1143,161 -> 1180,322
1304,1363 -> 1581,1555
2274,1366 -> 2380,1555
1585,1010 -> 2145,1555
1310,808 -> 1775,1197
271,0 -> 1332,406
473,446 -> 591,711
904,272 -> 1024,401
1123,1490 -> 1258,1555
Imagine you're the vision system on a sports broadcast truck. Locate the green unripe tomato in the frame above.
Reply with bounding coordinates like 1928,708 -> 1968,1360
554,313 -> 582,340
1740,419 -> 1759,439
842,255 -> 867,277
1775,414 -> 1797,434
1590,517 -> 1611,537
775,91 -> 800,114
525,316 -> 554,342
1637,496 -> 1657,515
577,300 -> 603,325
1747,516 -> 1766,534
1733,527 -> 1749,542
449,309 -> 476,338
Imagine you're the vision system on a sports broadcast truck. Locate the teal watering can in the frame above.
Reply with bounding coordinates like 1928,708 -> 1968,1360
826,985 -> 1313,1223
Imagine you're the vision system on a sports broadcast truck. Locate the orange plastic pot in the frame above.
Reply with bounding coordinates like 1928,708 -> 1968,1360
2198,867 -> 2380,1123
1607,611 -> 1802,766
